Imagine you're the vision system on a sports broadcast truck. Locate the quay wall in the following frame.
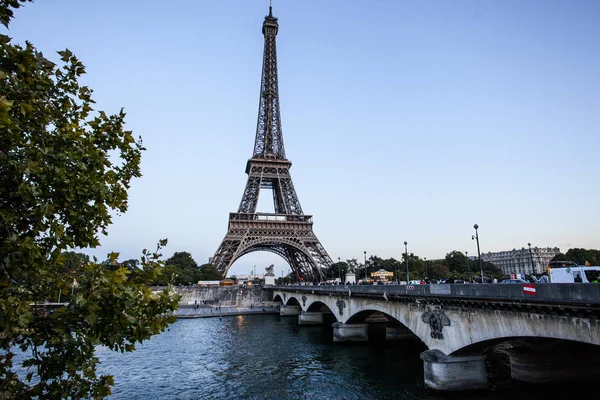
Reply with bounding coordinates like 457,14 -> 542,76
152,286 -> 277,307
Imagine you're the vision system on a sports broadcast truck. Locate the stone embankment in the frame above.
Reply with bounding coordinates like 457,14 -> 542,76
151,286 -> 280,319
175,305 -> 280,319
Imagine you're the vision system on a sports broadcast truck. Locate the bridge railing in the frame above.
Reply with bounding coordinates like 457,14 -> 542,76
274,284 -> 600,305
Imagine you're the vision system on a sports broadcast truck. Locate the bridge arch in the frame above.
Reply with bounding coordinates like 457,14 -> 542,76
305,300 -> 335,315
273,294 -> 284,304
346,309 -> 402,325
284,295 -> 301,307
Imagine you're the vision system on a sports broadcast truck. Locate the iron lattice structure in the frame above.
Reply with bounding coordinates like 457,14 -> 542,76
212,7 -> 332,281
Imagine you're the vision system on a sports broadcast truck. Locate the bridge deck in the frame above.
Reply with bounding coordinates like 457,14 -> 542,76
275,284 -> 600,307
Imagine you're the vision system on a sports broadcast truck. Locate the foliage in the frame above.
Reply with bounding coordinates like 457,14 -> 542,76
120,258 -> 140,271
445,251 -> 469,274
427,263 -> 450,280
335,251 -> 503,282
144,253 -> 223,285
324,261 -> 348,281
165,252 -> 200,285
60,251 -> 90,273
366,255 -> 384,271
551,248 -> 600,266
198,263 -> 223,281
0,0 -> 28,28
166,252 -> 198,270
0,3 -> 178,397
379,257 -> 402,276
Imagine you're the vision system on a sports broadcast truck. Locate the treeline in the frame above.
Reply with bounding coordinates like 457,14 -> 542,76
551,248 -> 600,266
323,250 -> 503,281
62,251 -> 222,285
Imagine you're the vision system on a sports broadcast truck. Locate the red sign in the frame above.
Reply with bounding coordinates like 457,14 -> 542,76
523,284 -> 536,296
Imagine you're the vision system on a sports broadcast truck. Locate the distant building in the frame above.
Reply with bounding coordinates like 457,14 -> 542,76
233,274 -> 265,282
481,247 -> 560,276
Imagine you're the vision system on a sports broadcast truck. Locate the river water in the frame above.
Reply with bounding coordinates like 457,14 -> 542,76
97,315 -> 585,400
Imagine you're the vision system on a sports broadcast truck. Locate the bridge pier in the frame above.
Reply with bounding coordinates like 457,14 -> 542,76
385,325 -> 417,341
420,350 -> 487,391
279,305 -> 301,316
507,342 -> 600,383
332,322 -> 369,342
298,311 -> 324,325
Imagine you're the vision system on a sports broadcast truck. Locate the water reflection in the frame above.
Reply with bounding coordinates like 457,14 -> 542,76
97,315 -> 592,400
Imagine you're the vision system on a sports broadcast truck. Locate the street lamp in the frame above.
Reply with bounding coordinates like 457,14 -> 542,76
424,257 -> 427,280
338,257 -> 341,282
528,243 -> 534,275
364,251 -> 367,281
404,241 -> 409,283
472,224 -> 483,283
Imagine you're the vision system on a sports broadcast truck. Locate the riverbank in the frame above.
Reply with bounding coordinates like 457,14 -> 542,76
174,305 -> 280,319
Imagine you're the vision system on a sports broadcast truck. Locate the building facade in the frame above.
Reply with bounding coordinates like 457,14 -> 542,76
481,247 -> 560,276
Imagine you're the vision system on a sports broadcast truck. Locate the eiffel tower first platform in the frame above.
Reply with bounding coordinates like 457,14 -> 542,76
211,6 -> 332,282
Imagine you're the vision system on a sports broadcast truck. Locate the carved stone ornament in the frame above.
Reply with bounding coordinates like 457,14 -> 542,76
421,307 -> 451,340
301,295 -> 307,306
336,299 -> 346,316
283,293 -> 287,301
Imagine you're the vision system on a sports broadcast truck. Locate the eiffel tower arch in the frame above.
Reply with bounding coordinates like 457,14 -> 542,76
211,6 -> 332,282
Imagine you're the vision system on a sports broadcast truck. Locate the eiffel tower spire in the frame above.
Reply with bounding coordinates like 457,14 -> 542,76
253,2 -> 285,160
211,6 -> 332,282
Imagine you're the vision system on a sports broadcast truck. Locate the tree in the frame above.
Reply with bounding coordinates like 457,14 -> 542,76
0,3 -> 178,397
60,251 -> 90,273
367,255 -> 384,272
401,252 -> 424,280
165,252 -> 199,270
165,252 -> 201,285
121,258 -> 140,270
325,261 -> 348,281
428,263 -> 450,280
198,264 -> 223,281
445,251 -> 469,274
553,248 -> 600,266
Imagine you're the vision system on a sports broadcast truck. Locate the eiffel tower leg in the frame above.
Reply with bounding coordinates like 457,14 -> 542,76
211,232 -> 242,277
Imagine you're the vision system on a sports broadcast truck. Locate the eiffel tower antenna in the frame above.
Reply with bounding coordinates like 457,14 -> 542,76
211,5 -> 332,282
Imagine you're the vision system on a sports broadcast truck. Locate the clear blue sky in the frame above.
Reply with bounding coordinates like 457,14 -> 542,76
7,1 -> 600,277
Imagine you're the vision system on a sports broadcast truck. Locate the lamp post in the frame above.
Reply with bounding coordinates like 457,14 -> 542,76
465,251 -> 470,280
472,224 -> 483,283
404,241 -> 409,283
424,257 -> 427,280
338,257 -> 341,282
364,251 -> 367,281
528,243 -> 534,275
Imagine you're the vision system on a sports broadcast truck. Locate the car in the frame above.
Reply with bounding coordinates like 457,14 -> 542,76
500,279 -> 529,284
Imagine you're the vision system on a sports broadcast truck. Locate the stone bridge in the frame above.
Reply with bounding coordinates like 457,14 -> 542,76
273,284 -> 600,391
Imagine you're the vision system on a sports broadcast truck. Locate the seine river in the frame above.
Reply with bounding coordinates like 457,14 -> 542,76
97,315 -> 583,400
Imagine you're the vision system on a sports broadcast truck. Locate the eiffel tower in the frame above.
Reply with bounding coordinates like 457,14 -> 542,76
211,5 -> 332,282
